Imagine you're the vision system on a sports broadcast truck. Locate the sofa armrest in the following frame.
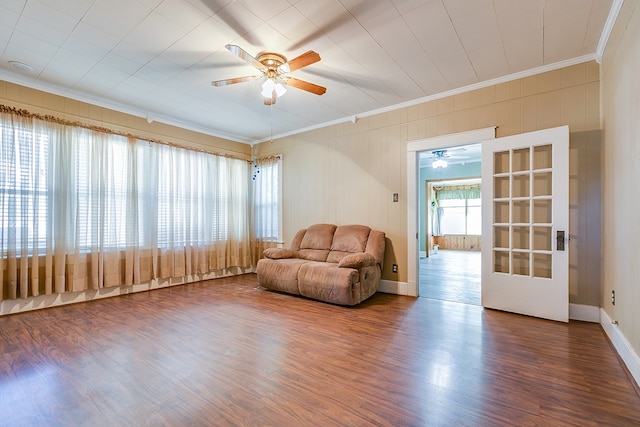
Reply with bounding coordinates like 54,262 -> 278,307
338,253 -> 376,269
263,248 -> 298,259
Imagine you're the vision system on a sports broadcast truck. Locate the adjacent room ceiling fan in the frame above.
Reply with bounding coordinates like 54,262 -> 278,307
430,149 -> 470,169
211,44 -> 327,105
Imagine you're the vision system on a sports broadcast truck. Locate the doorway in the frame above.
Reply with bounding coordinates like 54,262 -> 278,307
407,126 -> 570,321
406,127 -> 496,299
418,151 -> 482,305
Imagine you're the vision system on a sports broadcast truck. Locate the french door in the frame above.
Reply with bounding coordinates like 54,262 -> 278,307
481,126 -> 569,322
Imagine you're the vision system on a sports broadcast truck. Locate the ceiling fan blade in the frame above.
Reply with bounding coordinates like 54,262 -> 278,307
284,77 -> 326,95
225,44 -> 266,72
279,50 -> 321,73
211,75 -> 259,87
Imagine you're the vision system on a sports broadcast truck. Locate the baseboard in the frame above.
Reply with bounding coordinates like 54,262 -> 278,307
380,285 -> 601,321
0,267 -> 253,316
600,308 -> 640,389
379,279 -> 413,296
569,303 -> 600,322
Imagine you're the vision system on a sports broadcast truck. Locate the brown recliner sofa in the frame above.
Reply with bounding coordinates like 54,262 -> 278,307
256,224 -> 385,306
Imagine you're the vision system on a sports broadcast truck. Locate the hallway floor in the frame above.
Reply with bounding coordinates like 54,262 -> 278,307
419,249 -> 481,305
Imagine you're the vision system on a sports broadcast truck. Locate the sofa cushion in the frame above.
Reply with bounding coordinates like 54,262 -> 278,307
290,228 -> 307,251
298,224 -> 336,262
297,262 -> 361,306
299,224 -> 336,249
298,249 -> 331,262
256,258 -> 311,295
331,225 -> 370,252
326,225 -> 370,263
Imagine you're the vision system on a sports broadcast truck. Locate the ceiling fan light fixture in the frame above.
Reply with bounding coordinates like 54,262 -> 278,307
261,78 -> 287,99
274,82 -> 287,97
432,158 -> 448,169
261,78 -> 275,97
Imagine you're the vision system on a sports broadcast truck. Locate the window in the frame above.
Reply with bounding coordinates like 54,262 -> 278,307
1,108 -> 253,299
434,183 -> 481,236
438,199 -> 466,234
466,198 -> 482,234
1,113 -> 250,255
252,157 -> 282,243
74,132 -> 132,249
438,198 -> 481,235
0,123 -> 49,253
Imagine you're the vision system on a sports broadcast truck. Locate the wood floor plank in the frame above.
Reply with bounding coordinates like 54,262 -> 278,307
419,249 -> 481,305
1,273 -> 639,426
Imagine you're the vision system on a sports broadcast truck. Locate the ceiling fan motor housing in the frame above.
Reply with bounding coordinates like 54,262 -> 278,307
257,52 -> 287,77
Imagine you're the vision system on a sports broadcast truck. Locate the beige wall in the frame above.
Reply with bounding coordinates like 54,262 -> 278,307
0,81 -> 251,159
569,130 -> 602,306
601,1 -> 640,357
257,61 -> 602,307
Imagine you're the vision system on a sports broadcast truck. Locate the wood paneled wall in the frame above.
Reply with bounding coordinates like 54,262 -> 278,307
433,235 -> 481,251
257,61 -> 601,300
601,0 -> 640,372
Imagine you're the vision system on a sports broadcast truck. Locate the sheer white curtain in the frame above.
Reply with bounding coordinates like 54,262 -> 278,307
251,155 -> 282,263
0,108 -> 251,301
155,144 -> 252,278
0,113 -> 49,298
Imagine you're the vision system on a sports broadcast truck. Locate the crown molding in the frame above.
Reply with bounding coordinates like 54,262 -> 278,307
2,50 -> 599,147
596,0 -> 625,63
0,70 -> 254,144
258,54 -> 599,144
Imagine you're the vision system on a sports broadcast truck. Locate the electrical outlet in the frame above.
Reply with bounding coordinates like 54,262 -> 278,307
611,290 -> 615,306
392,264 -> 398,273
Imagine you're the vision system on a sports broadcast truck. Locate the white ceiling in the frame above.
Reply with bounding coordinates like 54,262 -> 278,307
419,142 -> 481,168
0,0 -> 614,144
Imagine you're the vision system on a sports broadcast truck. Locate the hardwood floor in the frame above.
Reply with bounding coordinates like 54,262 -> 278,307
420,249 -> 481,305
1,274 -> 639,426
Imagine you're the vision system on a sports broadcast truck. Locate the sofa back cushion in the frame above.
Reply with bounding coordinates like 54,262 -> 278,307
326,225 -> 371,263
297,223 -> 337,262
290,223 -> 386,267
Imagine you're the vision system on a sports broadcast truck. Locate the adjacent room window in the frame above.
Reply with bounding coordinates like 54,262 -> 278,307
434,184 -> 481,235
438,198 -> 481,235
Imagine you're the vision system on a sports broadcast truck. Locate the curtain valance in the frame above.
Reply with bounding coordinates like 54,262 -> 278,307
434,184 -> 481,200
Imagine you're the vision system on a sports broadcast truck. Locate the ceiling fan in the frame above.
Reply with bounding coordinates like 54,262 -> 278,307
430,149 -> 470,169
211,44 -> 327,105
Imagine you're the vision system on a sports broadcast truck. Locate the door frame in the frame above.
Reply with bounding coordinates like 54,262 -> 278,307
406,127 -> 496,297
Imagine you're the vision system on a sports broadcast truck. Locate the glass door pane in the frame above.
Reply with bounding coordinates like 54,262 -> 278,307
492,146 -> 554,279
